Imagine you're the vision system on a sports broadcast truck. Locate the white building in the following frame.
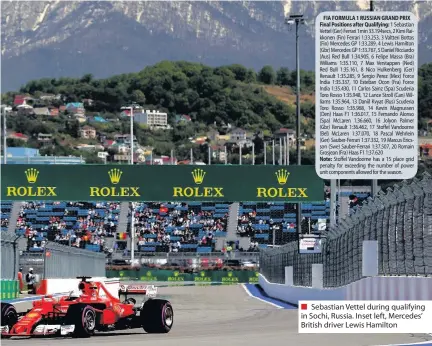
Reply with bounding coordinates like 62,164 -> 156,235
135,110 -> 168,129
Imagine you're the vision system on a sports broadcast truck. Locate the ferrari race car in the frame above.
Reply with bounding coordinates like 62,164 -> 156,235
1,277 -> 173,338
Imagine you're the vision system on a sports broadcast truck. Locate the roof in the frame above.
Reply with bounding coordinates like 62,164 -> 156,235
177,160 -> 191,165
230,127 -> 246,133
14,95 -> 26,105
103,140 -> 116,147
276,128 -> 295,134
81,125 -> 95,131
9,132 -> 28,139
93,116 -> 107,123
6,147 -> 39,157
175,114 -> 191,122
66,102 -> 84,109
33,107 -> 49,115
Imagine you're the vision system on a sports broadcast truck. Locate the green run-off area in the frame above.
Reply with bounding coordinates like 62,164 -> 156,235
1,164 -> 324,202
107,269 -> 260,284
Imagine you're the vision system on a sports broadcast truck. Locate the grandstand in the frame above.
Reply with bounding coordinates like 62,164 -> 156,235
123,202 -> 230,253
0,183 -> 374,256
10,201 -> 120,253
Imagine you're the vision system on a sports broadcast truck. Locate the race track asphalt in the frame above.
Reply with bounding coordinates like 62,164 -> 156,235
3,284 -> 432,346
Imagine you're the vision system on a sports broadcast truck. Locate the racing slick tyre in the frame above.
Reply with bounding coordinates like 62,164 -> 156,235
141,299 -> 173,334
65,304 -> 96,338
1,303 -> 18,339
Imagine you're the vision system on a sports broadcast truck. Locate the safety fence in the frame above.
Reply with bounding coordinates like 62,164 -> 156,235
1,232 -> 19,280
19,242 -> 106,279
260,173 -> 432,287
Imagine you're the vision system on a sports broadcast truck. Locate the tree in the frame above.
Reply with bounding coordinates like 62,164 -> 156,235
65,120 -> 79,138
258,65 -> 276,85
132,90 -> 146,104
276,67 -> 291,85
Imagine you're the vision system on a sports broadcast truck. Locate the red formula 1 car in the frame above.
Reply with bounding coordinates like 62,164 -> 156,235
0,277 -> 173,338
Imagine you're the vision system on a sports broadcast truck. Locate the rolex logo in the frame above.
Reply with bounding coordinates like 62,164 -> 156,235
90,168 -> 139,197
191,168 -> 206,185
25,168 -> 39,184
275,169 -> 290,185
6,167 -> 57,197
108,168 -> 123,184
173,168 -> 223,198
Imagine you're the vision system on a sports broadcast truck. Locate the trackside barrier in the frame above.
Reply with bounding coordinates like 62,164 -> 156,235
36,278 -> 120,298
259,241 -> 432,305
259,275 -> 432,305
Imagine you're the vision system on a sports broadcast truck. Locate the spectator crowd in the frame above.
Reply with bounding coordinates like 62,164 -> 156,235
14,201 -> 120,252
128,202 -> 228,253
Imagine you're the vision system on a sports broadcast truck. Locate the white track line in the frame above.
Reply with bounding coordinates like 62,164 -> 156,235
241,284 -> 283,309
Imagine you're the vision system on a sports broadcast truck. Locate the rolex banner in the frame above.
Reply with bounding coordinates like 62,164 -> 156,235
1,164 -> 324,202
106,269 -> 260,285
1,280 -> 19,299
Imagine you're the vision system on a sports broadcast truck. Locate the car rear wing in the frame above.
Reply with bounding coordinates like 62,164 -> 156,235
118,284 -> 157,298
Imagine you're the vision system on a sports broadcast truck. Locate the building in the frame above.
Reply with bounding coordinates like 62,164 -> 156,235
79,126 -> 97,139
6,147 -> 39,157
1,105 -> 13,114
274,128 -> 295,142
13,95 -> 33,106
39,94 -> 61,101
211,145 -> 227,162
135,110 -> 168,129
17,105 -> 34,116
114,152 -> 146,164
114,134 -> 137,146
1,147 -> 84,164
75,144 -> 104,151
33,107 -> 50,116
49,108 -> 59,116
66,102 -> 85,114
74,114 -> 87,123
37,133 -> 53,143
207,130 -> 220,141
7,132 -> 29,142
229,128 -> 247,142
150,155 -> 177,165
174,114 -> 192,124
420,144 -> 432,158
